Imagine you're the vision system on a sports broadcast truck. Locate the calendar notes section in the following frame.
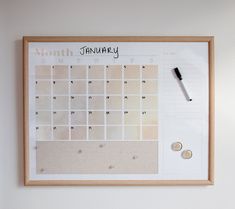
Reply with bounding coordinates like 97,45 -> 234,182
34,65 -> 158,141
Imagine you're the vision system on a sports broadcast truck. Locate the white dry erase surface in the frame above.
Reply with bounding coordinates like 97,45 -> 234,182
24,37 -> 214,185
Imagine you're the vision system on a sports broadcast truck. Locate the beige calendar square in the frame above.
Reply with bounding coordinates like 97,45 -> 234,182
53,65 -> 68,79
106,96 -> 122,110
142,96 -> 158,109
124,126 -> 140,140
53,111 -> 69,125
124,65 -> 140,79
35,96 -> 51,110
106,65 -> 122,79
88,65 -> 104,79
88,81 -> 104,94
71,96 -> 86,110
142,65 -> 158,79
36,126 -> 51,140
71,111 -> 87,125
35,65 -> 51,79
36,111 -> 51,125
124,96 -> 140,109
106,111 -> 122,125
71,80 -> 86,94
142,126 -> 158,140
88,96 -> 104,109
124,111 -> 140,125
142,111 -> 158,125
88,111 -> 104,125
53,126 -> 69,140
71,126 -> 87,140
124,81 -> 140,94
53,96 -> 68,110
106,126 -> 122,140
106,80 -> 122,94
53,81 -> 69,94
35,81 -> 51,95
88,126 -> 104,140
142,80 -> 157,94
71,65 -> 86,79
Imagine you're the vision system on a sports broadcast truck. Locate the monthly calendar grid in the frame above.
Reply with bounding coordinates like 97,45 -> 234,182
35,65 -> 158,142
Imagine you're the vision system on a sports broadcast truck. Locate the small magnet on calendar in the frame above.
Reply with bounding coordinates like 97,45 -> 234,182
53,81 -> 55,84
142,111 -> 146,114
88,65 -> 91,69
124,111 -> 128,114
71,81 -> 73,84
106,80 -> 110,83
123,65 -> 126,68
106,96 -> 109,99
36,96 -> 39,99
70,65 -> 73,68
71,126 -> 74,129
53,111 -> 57,114
35,112 -> 38,115
89,96 -> 92,99
35,81 -> 38,84
53,127 -> 57,130
142,66 -> 145,69
106,65 -> 109,68
88,81 -> 92,84
142,96 -> 146,99
181,150 -> 193,159
124,96 -> 128,99
36,127 -> 39,130
40,168 -> 45,173
89,126 -> 92,130
71,111 -> 75,114
142,80 -> 146,83
106,111 -> 110,114
89,111 -> 92,114
52,66 -> 54,68
71,96 -> 74,99
171,142 -> 182,151
124,81 -> 127,84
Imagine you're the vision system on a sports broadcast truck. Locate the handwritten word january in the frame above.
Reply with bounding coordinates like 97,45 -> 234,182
80,46 -> 119,59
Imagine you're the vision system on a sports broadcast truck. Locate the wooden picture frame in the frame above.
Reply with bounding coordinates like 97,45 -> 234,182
23,36 -> 214,186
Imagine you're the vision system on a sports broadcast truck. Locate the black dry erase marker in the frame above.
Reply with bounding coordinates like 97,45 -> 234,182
174,67 -> 192,101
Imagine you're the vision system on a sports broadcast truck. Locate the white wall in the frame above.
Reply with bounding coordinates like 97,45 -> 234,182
0,0 -> 235,209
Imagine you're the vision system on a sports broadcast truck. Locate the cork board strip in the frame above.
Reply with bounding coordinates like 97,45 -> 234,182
36,141 -> 158,174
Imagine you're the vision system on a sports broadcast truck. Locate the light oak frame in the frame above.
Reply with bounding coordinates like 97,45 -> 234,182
23,36 -> 214,186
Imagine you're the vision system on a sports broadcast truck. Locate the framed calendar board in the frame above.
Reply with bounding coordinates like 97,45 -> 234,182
23,36 -> 214,185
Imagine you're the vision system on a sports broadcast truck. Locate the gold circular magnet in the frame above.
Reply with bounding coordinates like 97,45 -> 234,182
181,150 -> 193,159
171,142 -> 183,151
